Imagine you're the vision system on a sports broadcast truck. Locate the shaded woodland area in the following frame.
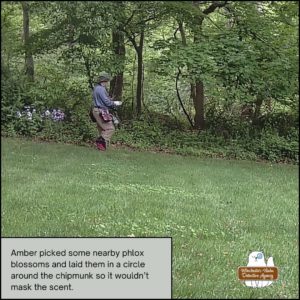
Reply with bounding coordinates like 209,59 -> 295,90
1,1 -> 299,162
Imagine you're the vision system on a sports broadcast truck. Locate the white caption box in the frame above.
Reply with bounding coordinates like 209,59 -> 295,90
1,238 -> 172,299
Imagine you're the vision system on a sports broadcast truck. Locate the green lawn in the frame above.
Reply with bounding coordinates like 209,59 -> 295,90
1,137 -> 299,299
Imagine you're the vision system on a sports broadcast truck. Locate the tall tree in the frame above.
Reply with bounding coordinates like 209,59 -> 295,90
157,1 -> 228,129
190,1 -> 228,129
121,1 -> 164,116
1,2 -> 6,78
110,1 -> 126,101
110,28 -> 126,100
21,1 -> 34,81
126,27 -> 144,115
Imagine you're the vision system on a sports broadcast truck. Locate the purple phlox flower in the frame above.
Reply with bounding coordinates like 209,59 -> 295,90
50,108 -> 65,122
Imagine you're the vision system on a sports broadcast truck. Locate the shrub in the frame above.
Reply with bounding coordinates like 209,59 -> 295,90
2,106 -> 298,164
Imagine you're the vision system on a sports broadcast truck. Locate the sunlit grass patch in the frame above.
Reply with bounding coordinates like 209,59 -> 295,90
1,137 -> 298,299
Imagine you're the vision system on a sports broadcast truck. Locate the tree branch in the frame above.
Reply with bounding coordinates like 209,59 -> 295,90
137,14 -> 157,25
176,68 -> 194,128
203,1 -> 228,15
173,26 -> 180,40
204,15 -> 224,30
178,21 -> 187,46
123,10 -> 136,27
125,31 -> 139,52
248,30 -> 281,57
83,55 -> 94,90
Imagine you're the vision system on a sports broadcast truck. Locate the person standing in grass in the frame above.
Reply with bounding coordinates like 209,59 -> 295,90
92,73 -> 122,151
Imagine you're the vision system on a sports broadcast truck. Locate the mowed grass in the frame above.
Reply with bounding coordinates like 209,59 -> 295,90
1,137 -> 299,299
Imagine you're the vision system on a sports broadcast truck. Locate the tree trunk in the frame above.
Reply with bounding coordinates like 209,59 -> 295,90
193,81 -> 205,129
179,14 -> 206,129
131,54 -> 136,112
191,76 -> 206,129
252,94 -> 263,125
136,29 -> 144,116
110,29 -> 125,100
191,45 -> 205,129
83,56 -> 93,90
141,62 -> 145,106
111,74 -> 124,100
1,1 -> 4,78
136,50 -> 143,116
178,20 -> 187,45
177,21 -> 195,127
190,1 -> 228,129
1,20 -> 4,78
21,1 -> 34,82
191,3 -> 205,129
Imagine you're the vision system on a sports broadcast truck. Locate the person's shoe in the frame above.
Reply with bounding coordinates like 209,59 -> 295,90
96,137 -> 106,151
96,142 -> 105,151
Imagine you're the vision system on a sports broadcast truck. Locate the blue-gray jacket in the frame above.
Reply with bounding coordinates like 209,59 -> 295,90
93,84 -> 116,110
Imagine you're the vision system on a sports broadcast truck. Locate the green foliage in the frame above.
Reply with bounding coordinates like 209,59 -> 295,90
14,114 -> 43,137
248,132 -> 299,163
111,113 -> 298,163
1,1 -> 298,164
1,72 -> 31,126
2,103 -> 298,163
31,110 -> 96,145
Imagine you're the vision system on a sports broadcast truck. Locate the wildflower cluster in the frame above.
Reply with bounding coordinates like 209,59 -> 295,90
16,106 -> 65,122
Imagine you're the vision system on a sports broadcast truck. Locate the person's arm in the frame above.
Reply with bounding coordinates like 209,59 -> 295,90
97,87 -> 116,109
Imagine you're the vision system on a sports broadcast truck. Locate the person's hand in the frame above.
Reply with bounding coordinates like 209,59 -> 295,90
114,101 -> 122,106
